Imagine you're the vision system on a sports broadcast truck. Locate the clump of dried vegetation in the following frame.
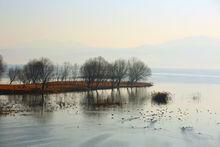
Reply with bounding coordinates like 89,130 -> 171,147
151,91 -> 172,105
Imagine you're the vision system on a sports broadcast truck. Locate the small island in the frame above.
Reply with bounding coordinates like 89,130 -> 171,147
0,55 -> 152,95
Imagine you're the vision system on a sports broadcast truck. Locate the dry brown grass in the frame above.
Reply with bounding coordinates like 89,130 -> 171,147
0,81 -> 152,94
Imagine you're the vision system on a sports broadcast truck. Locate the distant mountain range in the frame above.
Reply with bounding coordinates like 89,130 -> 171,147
1,36 -> 220,69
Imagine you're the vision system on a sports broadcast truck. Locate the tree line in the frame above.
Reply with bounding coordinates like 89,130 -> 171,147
0,55 -> 151,89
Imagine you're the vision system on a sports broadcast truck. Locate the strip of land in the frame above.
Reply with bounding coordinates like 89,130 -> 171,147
0,81 -> 153,95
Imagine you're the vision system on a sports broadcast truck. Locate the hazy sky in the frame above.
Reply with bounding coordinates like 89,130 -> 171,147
0,0 -> 220,48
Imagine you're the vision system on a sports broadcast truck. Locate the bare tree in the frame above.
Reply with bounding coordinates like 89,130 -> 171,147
113,59 -> 128,88
60,62 -> 72,81
23,59 -> 42,83
53,64 -> 61,81
38,58 -> 54,91
80,58 -> 96,88
96,58 -> 110,86
22,58 -> 54,91
107,63 -> 117,89
18,69 -> 27,84
70,63 -> 79,81
0,55 -> 6,80
128,58 -> 151,86
7,66 -> 22,84
80,56 -> 109,89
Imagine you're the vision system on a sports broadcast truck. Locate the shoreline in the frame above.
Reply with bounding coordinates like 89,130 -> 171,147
0,81 -> 153,95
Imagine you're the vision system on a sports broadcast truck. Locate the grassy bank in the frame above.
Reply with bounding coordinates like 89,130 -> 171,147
0,81 -> 153,95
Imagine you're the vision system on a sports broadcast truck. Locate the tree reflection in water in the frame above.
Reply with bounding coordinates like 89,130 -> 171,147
81,88 -> 151,111
0,88 -> 150,115
82,90 -> 124,111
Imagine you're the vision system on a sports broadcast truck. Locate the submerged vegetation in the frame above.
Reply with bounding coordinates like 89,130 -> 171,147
151,91 -> 172,105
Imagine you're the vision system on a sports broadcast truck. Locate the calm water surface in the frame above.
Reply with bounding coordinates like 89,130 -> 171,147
1,69 -> 220,147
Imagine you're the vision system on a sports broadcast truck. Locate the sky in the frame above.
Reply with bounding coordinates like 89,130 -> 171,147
0,0 -> 220,68
0,0 -> 220,48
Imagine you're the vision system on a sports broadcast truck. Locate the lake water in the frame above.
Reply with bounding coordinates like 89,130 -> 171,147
1,69 -> 220,147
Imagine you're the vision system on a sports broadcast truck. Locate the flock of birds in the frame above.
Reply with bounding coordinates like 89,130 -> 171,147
1,95 -> 220,135
109,106 -> 192,129
67,100 -> 220,135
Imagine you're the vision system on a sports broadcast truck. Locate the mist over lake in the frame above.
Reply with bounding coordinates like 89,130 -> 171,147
1,0 -> 220,146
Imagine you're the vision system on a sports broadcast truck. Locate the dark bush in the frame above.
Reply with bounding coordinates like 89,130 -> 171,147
151,91 -> 172,105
